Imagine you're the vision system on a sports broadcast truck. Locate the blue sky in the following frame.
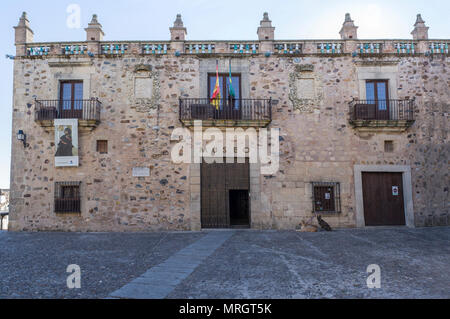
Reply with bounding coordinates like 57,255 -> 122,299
0,0 -> 448,189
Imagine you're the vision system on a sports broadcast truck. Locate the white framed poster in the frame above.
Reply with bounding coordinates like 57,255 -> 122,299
55,119 -> 79,167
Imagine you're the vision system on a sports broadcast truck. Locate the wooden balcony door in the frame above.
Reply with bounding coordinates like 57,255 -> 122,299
366,80 -> 390,120
208,73 -> 242,120
60,81 -> 83,119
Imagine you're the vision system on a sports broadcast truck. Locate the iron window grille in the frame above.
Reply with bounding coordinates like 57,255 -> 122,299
311,182 -> 341,214
54,182 -> 81,213
384,141 -> 394,153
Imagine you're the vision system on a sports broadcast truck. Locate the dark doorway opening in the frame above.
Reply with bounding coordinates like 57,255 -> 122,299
229,190 -> 250,228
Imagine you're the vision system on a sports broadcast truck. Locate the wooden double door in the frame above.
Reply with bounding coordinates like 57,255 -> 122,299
201,160 -> 250,228
60,81 -> 83,118
362,172 -> 406,226
365,80 -> 390,120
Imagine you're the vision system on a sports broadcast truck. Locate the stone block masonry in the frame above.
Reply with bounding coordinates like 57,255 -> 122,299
8,12 -> 449,231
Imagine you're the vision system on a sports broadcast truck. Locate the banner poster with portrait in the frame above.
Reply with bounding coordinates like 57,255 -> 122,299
54,119 -> 79,167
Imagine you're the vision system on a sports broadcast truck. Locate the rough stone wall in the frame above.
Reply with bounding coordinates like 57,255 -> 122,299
9,53 -> 449,232
10,56 -> 199,231
249,55 -> 448,229
399,58 -> 449,226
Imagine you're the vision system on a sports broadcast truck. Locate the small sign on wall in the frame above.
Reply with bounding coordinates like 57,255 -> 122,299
133,167 -> 150,177
392,186 -> 399,196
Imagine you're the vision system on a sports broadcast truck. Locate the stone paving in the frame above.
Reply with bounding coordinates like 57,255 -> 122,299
110,231 -> 234,299
0,227 -> 449,299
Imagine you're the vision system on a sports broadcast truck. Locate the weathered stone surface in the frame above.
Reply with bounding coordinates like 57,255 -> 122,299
8,44 -> 449,231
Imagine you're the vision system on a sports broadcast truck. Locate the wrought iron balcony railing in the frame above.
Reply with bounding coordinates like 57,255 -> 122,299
179,98 -> 272,127
349,99 -> 415,129
35,99 -> 101,122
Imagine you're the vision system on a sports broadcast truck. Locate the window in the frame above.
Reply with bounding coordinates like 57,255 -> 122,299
60,81 -> 83,117
311,182 -> 341,214
384,141 -> 394,153
208,73 -> 241,108
366,80 -> 389,110
97,140 -> 108,154
55,182 -> 81,213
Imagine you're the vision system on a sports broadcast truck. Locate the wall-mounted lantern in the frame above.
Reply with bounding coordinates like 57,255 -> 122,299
17,130 -> 27,148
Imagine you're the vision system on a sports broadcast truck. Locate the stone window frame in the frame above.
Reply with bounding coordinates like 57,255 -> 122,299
199,59 -> 250,99
50,63 -> 93,101
356,65 -> 399,101
354,165 -> 415,228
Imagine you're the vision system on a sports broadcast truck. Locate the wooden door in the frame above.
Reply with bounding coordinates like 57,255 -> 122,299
362,172 -> 406,226
60,81 -> 83,119
201,159 -> 249,228
366,80 -> 390,120
201,162 -> 228,228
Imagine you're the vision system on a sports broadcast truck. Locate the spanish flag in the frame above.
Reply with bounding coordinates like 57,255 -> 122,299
211,60 -> 221,110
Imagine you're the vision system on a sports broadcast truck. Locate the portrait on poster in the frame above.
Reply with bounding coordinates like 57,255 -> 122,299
54,119 -> 79,167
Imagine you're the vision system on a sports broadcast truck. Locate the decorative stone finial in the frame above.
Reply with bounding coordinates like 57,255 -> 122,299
91,14 -> 99,24
17,12 -> 30,28
345,13 -> 352,23
339,13 -> 358,40
174,14 -> 184,27
85,14 -> 104,41
257,12 -> 275,40
411,13 -> 429,40
415,14 -> 425,25
14,11 -> 33,48
170,14 -> 187,41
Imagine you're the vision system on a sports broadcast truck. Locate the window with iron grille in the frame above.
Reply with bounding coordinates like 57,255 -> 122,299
55,182 -> 81,213
97,140 -> 108,154
311,182 -> 341,214
384,140 -> 394,153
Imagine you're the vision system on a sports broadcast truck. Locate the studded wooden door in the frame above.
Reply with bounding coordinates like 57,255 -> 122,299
201,160 -> 250,228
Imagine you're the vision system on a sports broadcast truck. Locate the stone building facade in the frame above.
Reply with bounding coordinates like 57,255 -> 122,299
9,12 -> 449,232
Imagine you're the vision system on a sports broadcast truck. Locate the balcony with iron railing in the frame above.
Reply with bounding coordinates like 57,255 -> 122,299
35,99 -> 101,130
349,99 -> 415,131
179,98 -> 272,127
